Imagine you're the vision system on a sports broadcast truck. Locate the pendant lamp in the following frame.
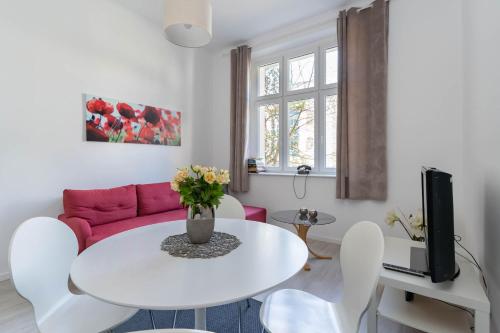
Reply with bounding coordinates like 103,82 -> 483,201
164,0 -> 213,48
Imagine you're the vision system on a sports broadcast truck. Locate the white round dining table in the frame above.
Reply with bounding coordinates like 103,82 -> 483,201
70,218 -> 308,330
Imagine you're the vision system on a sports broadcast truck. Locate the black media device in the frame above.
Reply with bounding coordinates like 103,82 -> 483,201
412,167 -> 459,283
382,263 -> 425,277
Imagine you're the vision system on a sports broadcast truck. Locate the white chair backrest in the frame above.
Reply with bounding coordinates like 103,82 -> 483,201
8,217 -> 77,324
214,194 -> 245,219
339,221 -> 384,332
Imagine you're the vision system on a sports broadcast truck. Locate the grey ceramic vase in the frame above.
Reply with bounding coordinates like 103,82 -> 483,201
186,205 -> 215,244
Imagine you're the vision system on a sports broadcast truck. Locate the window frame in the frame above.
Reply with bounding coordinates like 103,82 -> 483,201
251,39 -> 337,175
254,56 -> 283,101
320,43 -> 339,90
254,98 -> 283,172
283,92 -> 319,173
319,89 -> 337,173
284,46 -> 319,95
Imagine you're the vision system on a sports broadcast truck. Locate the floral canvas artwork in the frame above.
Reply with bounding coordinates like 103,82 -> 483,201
84,94 -> 181,146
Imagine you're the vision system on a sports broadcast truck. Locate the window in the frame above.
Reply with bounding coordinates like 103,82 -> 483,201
287,97 -> 315,167
258,62 -> 280,97
325,48 -> 338,85
258,103 -> 280,167
324,94 -> 337,168
251,42 -> 338,174
288,53 -> 315,91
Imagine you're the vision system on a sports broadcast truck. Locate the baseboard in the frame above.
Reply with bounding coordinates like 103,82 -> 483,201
0,271 -> 10,282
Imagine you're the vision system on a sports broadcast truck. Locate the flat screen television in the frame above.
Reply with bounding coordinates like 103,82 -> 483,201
419,167 -> 458,282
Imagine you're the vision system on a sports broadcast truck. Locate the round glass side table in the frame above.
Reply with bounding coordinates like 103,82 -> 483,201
271,210 -> 336,271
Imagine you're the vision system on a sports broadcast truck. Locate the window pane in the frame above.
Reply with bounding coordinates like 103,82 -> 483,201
287,98 -> 314,167
325,48 -> 338,85
258,62 -> 280,96
258,104 -> 280,167
288,53 -> 315,91
325,95 -> 337,168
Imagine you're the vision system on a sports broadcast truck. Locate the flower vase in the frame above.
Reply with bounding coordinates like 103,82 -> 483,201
186,205 -> 215,244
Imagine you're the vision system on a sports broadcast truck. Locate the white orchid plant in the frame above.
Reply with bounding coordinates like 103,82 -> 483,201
385,209 -> 425,242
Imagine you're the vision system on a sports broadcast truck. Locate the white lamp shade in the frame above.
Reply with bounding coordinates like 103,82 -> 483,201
164,0 -> 213,48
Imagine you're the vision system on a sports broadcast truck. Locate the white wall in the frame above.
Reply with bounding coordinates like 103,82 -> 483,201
462,0 -> 500,331
0,0 -> 211,278
204,0 -> 466,242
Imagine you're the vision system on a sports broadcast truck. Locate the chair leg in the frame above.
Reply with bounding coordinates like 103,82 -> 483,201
237,298 -> 251,333
149,309 -> 156,329
172,310 -> 178,328
238,301 -> 243,333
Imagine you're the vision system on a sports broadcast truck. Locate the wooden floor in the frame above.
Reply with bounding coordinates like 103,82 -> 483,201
0,239 -> 420,333
0,278 -> 38,333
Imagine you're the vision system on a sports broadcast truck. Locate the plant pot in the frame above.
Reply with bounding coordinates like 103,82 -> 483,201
186,205 -> 215,244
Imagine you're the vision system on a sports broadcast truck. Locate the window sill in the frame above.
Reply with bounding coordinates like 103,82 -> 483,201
249,172 -> 336,179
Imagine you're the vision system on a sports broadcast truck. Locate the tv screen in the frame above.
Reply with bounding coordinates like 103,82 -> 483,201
421,167 -> 457,283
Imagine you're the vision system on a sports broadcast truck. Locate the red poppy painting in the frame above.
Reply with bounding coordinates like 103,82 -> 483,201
84,94 -> 181,146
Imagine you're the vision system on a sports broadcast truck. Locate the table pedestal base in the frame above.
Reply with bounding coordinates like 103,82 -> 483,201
195,308 -> 206,330
293,224 -> 332,271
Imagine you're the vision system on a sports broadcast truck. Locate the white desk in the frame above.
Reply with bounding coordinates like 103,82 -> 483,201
70,218 -> 308,330
368,237 -> 490,333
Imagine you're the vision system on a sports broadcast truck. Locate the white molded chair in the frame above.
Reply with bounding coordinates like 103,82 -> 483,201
214,194 -> 245,219
130,328 -> 213,333
8,217 -> 138,333
259,221 -> 385,333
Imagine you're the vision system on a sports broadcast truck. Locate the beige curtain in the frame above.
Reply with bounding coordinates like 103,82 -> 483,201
229,45 -> 251,192
336,0 -> 389,200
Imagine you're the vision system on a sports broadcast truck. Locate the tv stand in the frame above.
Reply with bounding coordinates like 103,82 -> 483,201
368,237 -> 490,333
404,291 -> 414,302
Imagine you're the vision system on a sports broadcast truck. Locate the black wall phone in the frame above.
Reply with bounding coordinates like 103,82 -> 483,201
296,165 -> 312,175
294,165 -> 311,199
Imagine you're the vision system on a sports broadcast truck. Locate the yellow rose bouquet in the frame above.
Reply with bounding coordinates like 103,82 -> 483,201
171,165 -> 230,218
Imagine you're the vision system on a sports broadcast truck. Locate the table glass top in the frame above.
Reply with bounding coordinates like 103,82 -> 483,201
271,210 -> 336,226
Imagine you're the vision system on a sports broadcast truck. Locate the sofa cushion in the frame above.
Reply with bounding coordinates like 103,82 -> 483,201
63,185 -> 137,226
136,182 -> 182,216
244,205 -> 267,223
87,208 -> 188,248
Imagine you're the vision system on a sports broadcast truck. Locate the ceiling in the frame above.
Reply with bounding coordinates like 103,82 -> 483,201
115,0 -> 348,49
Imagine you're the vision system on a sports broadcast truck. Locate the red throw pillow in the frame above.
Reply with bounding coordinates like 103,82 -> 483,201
136,182 -> 182,216
63,185 -> 137,226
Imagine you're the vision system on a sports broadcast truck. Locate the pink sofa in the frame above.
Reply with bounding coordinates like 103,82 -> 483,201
58,182 -> 266,253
